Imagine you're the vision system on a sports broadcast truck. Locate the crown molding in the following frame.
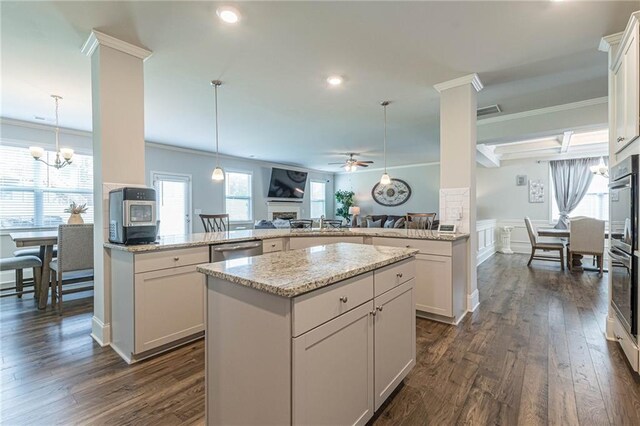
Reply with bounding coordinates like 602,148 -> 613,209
598,32 -> 623,52
81,30 -> 153,61
434,73 -> 483,93
0,117 -> 92,138
477,97 -> 607,126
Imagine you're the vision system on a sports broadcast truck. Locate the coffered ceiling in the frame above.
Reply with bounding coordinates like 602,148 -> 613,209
1,1 -> 637,170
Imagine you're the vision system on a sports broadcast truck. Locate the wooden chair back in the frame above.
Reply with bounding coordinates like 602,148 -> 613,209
200,214 -> 229,232
405,213 -> 436,230
321,219 -> 343,229
289,219 -> 313,229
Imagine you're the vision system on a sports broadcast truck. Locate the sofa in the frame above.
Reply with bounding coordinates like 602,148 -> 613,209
361,214 -> 439,229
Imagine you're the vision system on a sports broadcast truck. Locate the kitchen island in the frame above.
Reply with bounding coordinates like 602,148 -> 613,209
105,228 -> 469,363
197,243 -> 419,426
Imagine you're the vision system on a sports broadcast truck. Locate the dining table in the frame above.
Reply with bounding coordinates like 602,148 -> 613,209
10,230 -> 58,309
537,227 -> 609,270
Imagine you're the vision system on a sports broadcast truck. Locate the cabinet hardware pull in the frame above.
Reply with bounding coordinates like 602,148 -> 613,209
616,334 -> 623,341
370,310 -> 377,316
405,245 -> 411,248
173,257 -> 180,261
397,273 -> 403,278
617,137 -> 625,142
339,296 -> 348,303
271,244 -> 276,247
376,306 -> 383,312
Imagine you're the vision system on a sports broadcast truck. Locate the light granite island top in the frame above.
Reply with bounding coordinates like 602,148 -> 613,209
196,242 -> 419,297
104,227 -> 469,252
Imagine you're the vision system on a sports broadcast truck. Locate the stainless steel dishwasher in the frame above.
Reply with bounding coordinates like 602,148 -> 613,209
210,240 -> 263,262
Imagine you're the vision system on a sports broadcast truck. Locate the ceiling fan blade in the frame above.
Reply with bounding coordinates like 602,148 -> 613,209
328,162 -> 345,165
358,164 -> 370,167
358,161 -> 374,164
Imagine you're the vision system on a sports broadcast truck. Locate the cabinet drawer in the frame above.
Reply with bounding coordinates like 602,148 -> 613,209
612,313 -> 639,372
370,237 -> 452,256
134,247 -> 209,273
292,272 -> 374,337
374,258 -> 415,296
263,238 -> 284,253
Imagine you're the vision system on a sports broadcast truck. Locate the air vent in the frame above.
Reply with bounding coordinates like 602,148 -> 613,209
477,104 -> 501,117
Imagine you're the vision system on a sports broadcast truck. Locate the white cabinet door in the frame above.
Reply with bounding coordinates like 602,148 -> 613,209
373,279 -> 416,410
134,265 -> 205,353
289,236 -> 364,250
614,58 -> 627,151
624,28 -> 639,144
415,253 -> 452,317
293,301 -> 374,426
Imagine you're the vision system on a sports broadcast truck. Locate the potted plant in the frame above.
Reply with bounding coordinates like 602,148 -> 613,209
335,190 -> 355,223
65,201 -> 88,224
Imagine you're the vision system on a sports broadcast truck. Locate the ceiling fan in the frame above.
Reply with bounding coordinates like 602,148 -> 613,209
328,153 -> 374,172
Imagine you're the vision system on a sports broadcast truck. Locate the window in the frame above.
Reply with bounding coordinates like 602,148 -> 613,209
0,145 -> 94,229
310,181 -> 326,219
152,172 -> 192,237
551,172 -> 609,222
225,171 -> 252,222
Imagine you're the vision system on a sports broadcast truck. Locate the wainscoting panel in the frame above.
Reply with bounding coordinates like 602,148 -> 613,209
476,219 -> 497,266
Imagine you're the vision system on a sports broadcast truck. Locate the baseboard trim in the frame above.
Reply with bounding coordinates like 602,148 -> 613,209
467,289 -> 480,313
605,314 -> 616,341
416,310 -> 465,326
477,246 -> 496,266
91,316 -> 111,347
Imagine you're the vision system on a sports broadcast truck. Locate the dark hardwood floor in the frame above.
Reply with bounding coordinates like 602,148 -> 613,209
2,254 -> 640,425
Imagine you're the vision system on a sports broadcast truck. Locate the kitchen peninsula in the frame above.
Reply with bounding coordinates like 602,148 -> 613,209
105,228 -> 469,363
197,243 -> 419,426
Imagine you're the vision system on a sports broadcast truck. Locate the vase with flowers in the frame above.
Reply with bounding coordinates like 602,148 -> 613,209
65,201 -> 88,224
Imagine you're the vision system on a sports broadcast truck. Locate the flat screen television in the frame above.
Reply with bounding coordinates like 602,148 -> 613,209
267,168 -> 308,199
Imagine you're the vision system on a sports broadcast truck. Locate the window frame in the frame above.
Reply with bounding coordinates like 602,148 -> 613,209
548,165 -> 610,224
224,169 -> 254,223
309,180 -> 327,219
0,144 -> 94,232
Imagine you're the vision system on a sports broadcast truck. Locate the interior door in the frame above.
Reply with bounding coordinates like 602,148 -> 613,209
152,172 -> 192,236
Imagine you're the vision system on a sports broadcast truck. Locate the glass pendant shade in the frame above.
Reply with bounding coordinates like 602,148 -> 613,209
212,166 -> 225,181
380,173 -> 391,185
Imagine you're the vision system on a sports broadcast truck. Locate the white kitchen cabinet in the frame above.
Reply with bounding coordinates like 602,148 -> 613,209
415,254 -> 453,317
373,279 -> 416,410
110,246 -> 209,363
262,238 -> 284,253
293,302 -> 375,426
134,265 -> 205,353
613,15 -> 639,152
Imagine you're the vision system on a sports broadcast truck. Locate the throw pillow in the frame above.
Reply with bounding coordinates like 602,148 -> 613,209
393,218 -> 405,229
367,218 -> 382,228
383,218 -> 395,228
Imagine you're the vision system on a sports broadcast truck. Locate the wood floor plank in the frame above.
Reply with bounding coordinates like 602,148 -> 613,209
2,254 -> 640,425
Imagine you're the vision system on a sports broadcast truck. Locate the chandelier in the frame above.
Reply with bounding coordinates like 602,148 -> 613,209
29,95 -> 74,169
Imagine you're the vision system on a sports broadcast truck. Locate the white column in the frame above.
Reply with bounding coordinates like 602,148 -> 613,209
599,32 -> 623,340
434,74 -> 483,313
81,31 -> 152,345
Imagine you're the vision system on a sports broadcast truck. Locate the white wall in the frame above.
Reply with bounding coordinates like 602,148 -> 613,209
145,144 -> 335,232
476,159 -> 551,222
334,164 -> 440,218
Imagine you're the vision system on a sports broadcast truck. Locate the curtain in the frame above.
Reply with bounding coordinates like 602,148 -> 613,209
550,158 -> 599,229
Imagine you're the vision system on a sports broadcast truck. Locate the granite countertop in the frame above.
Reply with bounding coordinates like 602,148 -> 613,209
196,243 -> 419,297
104,227 -> 469,252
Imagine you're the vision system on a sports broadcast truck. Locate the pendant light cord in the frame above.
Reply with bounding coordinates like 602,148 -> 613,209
214,83 -> 220,166
383,103 -> 387,173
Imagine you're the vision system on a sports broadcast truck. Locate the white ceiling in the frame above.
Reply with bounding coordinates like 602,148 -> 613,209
1,1 -> 637,171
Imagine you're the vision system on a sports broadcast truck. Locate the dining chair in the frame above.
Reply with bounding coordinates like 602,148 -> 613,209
524,217 -> 565,270
405,213 -> 437,230
13,247 -> 57,298
0,256 -> 42,299
50,224 -> 94,315
289,219 -> 313,229
200,214 -> 229,232
321,219 -> 343,229
568,217 -> 605,276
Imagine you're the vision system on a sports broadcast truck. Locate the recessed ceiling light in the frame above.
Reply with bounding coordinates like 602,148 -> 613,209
327,76 -> 343,86
216,6 -> 241,24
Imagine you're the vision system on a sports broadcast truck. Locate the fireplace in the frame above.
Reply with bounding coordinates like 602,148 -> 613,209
267,202 -> 301,221
273,211 -> 297,220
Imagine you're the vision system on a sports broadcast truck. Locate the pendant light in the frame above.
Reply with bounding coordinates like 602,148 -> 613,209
211,80 -> 225,181
380,101 -> 391,185
29,95 -> 74,169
